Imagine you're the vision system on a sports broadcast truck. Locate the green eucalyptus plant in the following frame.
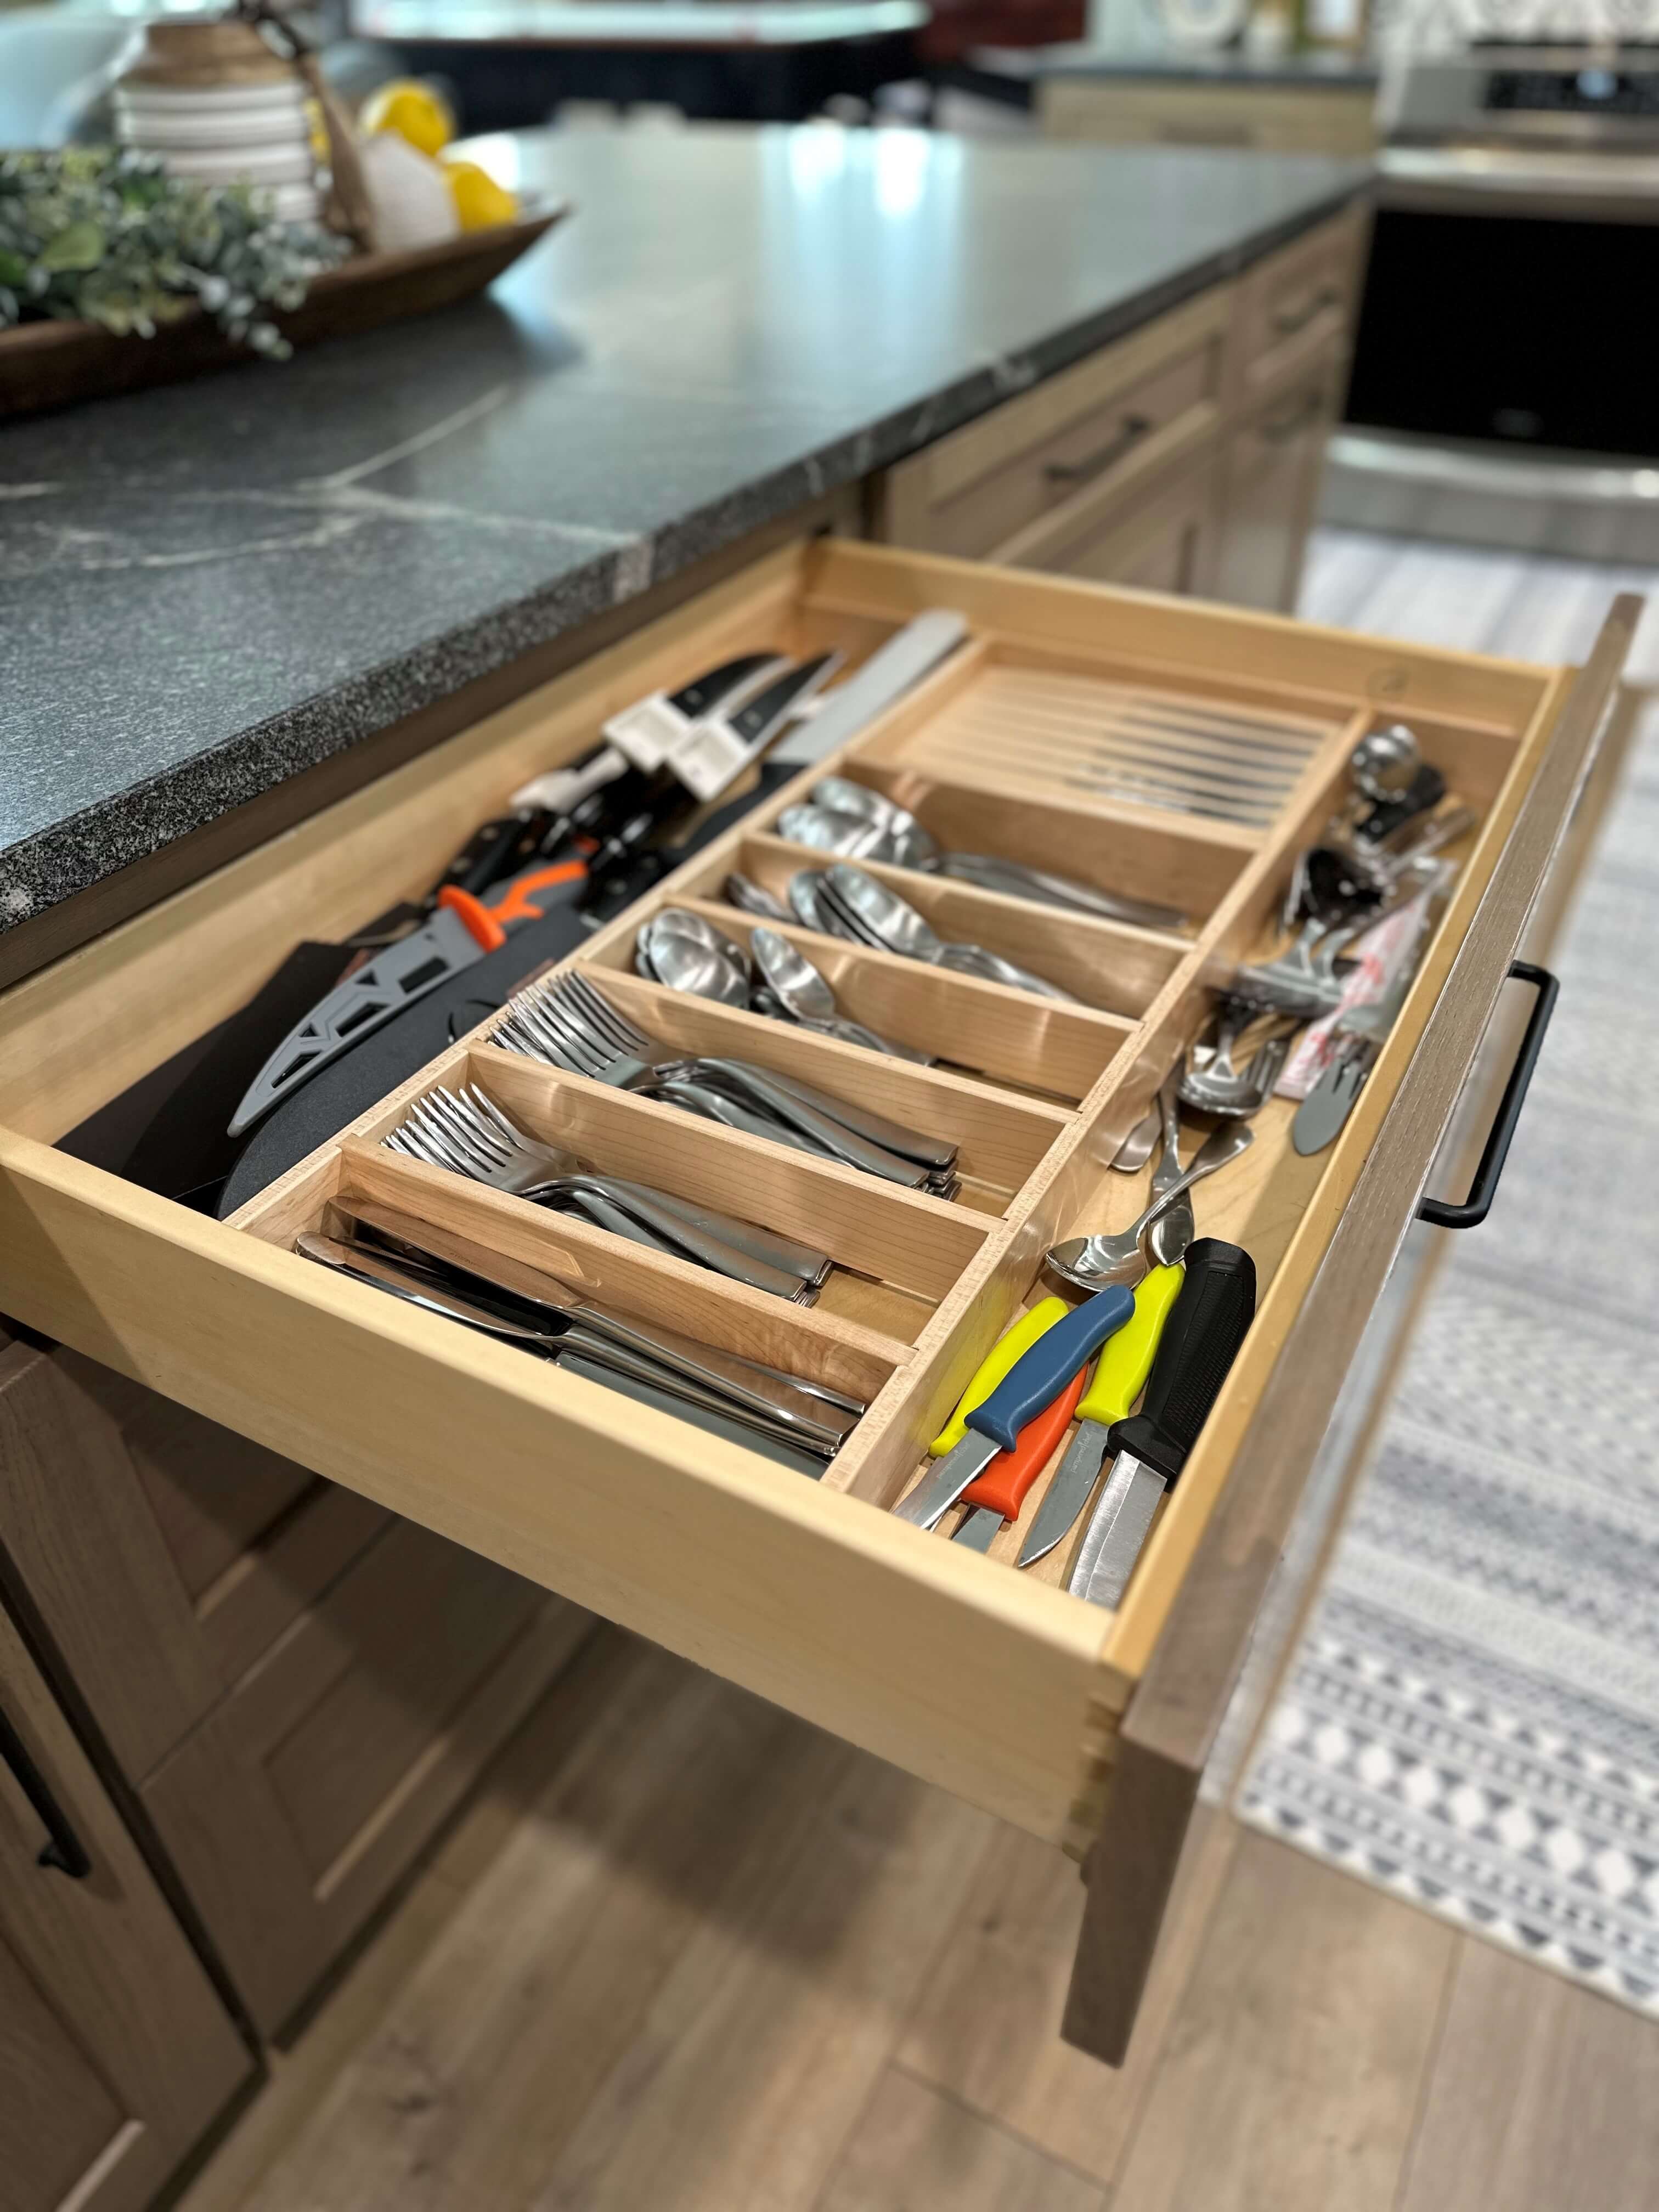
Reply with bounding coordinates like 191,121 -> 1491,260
0,146 -> 348,356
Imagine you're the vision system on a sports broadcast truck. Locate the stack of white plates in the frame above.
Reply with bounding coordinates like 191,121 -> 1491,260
114,78 -> 323,226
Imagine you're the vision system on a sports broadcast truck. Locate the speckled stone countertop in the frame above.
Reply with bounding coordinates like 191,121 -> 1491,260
0,125 -> 1369,944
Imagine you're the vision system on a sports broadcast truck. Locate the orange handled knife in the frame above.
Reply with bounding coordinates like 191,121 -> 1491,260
950,1364 -> 1090,1552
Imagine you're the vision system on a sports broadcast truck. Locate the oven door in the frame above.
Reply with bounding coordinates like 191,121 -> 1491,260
1345,192 -> 1659,457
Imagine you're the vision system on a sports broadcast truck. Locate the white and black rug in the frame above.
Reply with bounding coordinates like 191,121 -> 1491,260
1237,539 -> 1659,2018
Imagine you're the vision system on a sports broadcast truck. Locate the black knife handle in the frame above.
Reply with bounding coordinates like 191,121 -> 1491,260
1356,764 -> 1446,848
1106,1239 -> 1256,1487
438,811 -> 557,899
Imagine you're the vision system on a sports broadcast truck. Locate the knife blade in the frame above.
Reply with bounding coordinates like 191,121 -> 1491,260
229,854 -> 589,1136
929,1297 -> 1071,1457
894,1286 -> 1136,1530
770,610 -> 969,765
1068,1240 -> 1256,1610
1017,1263 -> 1185,1568
952,1364 -> 1089,1551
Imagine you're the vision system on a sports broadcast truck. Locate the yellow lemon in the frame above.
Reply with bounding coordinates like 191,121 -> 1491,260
360,79 -> 455,159
443,159 -> 518,232
303,95 -> 329,165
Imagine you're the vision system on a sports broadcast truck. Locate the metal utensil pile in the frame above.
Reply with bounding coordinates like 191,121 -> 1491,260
299,1222 -> 864,1468
635,906 -> 930,1062
490,969 -> 962,1197
786,862 -> 1079,1002
385,1081 -> 832,1299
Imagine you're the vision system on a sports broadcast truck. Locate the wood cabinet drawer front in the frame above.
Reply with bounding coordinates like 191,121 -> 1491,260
882,292 -> 1227,565
0,539 -> 1633,2063
991,444 -> 1221,596
0,1602 -> 251,2212
1233,208 -> 1365,396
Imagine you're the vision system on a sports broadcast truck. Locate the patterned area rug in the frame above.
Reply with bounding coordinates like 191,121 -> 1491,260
1238,681 -> 1659,2018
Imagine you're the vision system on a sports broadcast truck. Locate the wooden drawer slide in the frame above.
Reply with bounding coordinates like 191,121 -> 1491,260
0,540 -> 1633,2064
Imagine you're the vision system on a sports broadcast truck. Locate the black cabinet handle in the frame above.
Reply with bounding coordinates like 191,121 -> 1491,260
0,1700 -> 91,1878
1044,414 -> 1151,487
1418,961 -> 1558,1231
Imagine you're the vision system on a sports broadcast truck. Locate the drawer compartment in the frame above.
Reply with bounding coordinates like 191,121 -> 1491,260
0,538 -> 1632,2062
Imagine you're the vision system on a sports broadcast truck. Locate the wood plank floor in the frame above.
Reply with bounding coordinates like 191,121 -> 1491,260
171,531 -> 1659,2212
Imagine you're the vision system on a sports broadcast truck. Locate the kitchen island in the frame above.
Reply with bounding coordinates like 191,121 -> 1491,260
1,123 -> 1367,979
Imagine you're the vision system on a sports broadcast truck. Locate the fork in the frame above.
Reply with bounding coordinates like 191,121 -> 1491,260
388,1085 -> 829,1299
493,972 -> 960,1194
1179,1001 -> 1268,1114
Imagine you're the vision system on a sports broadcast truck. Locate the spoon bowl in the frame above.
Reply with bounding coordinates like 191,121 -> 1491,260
751,927 -> 839,1023
823,865 -> 943,958
1351,724 -> 1419,802
1045,1124 -> 1254,1290
725,872 -> 789,922
640,927 -> 751,1009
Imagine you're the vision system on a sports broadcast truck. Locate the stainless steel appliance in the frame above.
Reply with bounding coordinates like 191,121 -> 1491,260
1344,44 -> 1659,461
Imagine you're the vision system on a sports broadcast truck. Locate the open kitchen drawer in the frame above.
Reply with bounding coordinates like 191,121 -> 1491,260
0,540 -> 1634,2064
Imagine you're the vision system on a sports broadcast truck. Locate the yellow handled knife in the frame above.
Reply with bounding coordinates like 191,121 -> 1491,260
929,1296 -> 1069,1456
1016,1265 -> 1184,1567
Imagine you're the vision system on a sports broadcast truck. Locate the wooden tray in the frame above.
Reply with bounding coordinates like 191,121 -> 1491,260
0,539 -> 1632,2063
0,201 -> 569,420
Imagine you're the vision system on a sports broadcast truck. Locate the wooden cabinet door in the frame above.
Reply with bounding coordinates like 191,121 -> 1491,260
1214,356 -> 1341,613
0,1339 -> 592,2037
0,1601 -> 250,2212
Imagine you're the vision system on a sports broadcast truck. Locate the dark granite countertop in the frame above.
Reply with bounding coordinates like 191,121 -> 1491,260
1,125 -> 1369,943
966,39 -> 1380,94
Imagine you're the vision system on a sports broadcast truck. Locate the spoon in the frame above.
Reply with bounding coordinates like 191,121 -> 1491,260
726,872 -> 789,922
1045,1124 -> 1254,1290
647,908 -> 751,978
640,928 -> 750,1008
751,925 -> 839,1023
823,865 -> 941,956
1351,724 -> 1419,802
812,775 -> 895,826
777,804 -> 887,857
788,870 -> 837,935
751,927 -> 934,1062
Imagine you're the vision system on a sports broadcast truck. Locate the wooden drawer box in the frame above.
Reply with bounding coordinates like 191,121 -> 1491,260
879,290 -> 1227,567
0,540 -> 1632,2063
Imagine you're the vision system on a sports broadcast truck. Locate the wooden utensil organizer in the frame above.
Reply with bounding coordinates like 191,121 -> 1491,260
230,547 -> 1558,1567
0,539 -> 1631,2064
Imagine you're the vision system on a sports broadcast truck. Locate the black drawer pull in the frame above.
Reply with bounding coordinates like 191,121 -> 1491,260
1418,960 -> 1558,1231
1044,414 -> 1151,487
0,1700 -> 92,1878
1271,285 -> 1340,338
